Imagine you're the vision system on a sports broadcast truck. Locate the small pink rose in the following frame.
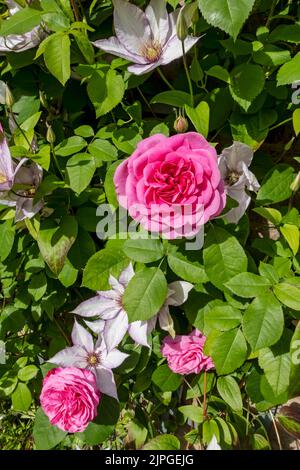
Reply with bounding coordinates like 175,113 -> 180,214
161,329 -> 214,375
114,132 -> 226,239
40,367 -> 100,433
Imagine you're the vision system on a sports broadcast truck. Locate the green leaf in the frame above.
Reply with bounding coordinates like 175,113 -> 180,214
206,305 -> 242,331
152,364 -> 182,392
37,216 -> 78,275
0,8 -> 42,36
143,434 -> 180,450
58,259 -> 78,287
87,69 -> 125,118
55,136 -> 87,156
12,382 -> 32,411
257,164 -> 295,204
203,226 -> 248,291
206,328 -> 248,375
28,272 -> 47,301
0,220 -> 15,261
225,272 -> 272,298
66,153 -> 95,194
151,90 -> 192,107
277,53 -> 300,86
229,64 -> 265,111
88,139 -> 118,164
289,322 -> 300,397
44,33 -> 71,85
242,293 -> 284,351
198,0 -> 256,40
253,207 -> 282,225
217,376 -> 243,411
33,407 -> 67,450
206,65 -> 230,83
18,365 -> 38,382
274,278 -> 300,311
167,250 -> 208,283
123,267 -> 168,322
269,24 -> 300,44
82,246 -> 129,291
293,109 -> 300,137
277,416 -> 300,439
259,346 -> 291,396
185,101 -> 210,137
178,405 -> 204,423
123,239 -> 165,263
75,125 -> 94,138
280,224 -> 299,256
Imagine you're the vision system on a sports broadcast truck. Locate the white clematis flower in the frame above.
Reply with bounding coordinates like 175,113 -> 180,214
49,320 -> 128,401
218,141 -> 260,224
207,435 -> 222,450
73,263 -> 193,350
93,0 -> 199,75
0,1 -> 45,54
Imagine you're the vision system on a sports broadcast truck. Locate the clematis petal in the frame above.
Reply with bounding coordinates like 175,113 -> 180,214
71,296 -> 107,317
113,0 -> 151,56
219,142 -> 254,173
128,320 -> 151,347
71,320 -> 94,353
160,35 -> 199,66
241,162 -> 260,192
108,274 -> 125,294
145,0 -> 169,45
103,310 -> 129,351
207,435 -> 221,450
0,124 -> 15,191
128,61 -> 162,75
93,36 -> 148,64
84,319 -> 105,335
119,263 -> 135,287
95,366 -> 118,400
49,345 -> 87,368
167,281 -> 193,306
158,306 -> 176,338
225,187 -> 251,224
14,197 -> 43,222
102,349 -> 129,369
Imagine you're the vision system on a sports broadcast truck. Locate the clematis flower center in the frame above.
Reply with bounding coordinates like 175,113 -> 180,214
141,41 -> 162,62
226,171 -> 241,186
87,353 -> 100,366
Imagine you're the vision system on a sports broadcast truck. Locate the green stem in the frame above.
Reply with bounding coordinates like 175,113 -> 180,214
266,0 -> 278,28
51,143 -> 63,179
157,67 -> 174,90
9,109 -> 33,152
181,40 -> 194,107
137,86 -> 157,118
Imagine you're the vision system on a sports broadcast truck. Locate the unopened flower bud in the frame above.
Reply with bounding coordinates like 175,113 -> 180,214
39,90 -> 48,109
290,171 -> 300,193
176,8 -> 188,41
174,115 -> 188,133
5,86 -> 14,108
46,125 -> 56,144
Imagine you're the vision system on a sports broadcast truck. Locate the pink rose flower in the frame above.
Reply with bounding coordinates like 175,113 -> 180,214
161,329 -> 214,375
40,367 -> 100,433
114,132 -> 226,239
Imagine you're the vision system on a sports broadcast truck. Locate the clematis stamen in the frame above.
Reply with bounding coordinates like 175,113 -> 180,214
141,41 -> 162,62
87,352 -> 101,366
226,170 -> 241,186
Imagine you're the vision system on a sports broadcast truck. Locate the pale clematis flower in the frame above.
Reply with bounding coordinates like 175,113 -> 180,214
49,320 -> 128,401
0,123 -> 43,221
218,142 -> 260,224
0,0 -> 45,54
73,263 -> 193,350
207,435 -> 222,450
93,0 -> 199,75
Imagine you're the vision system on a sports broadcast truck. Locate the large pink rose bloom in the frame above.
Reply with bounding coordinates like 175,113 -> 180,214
40,367 -> 100,433
161,330 -> 214,375
114,132 -> 226,238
